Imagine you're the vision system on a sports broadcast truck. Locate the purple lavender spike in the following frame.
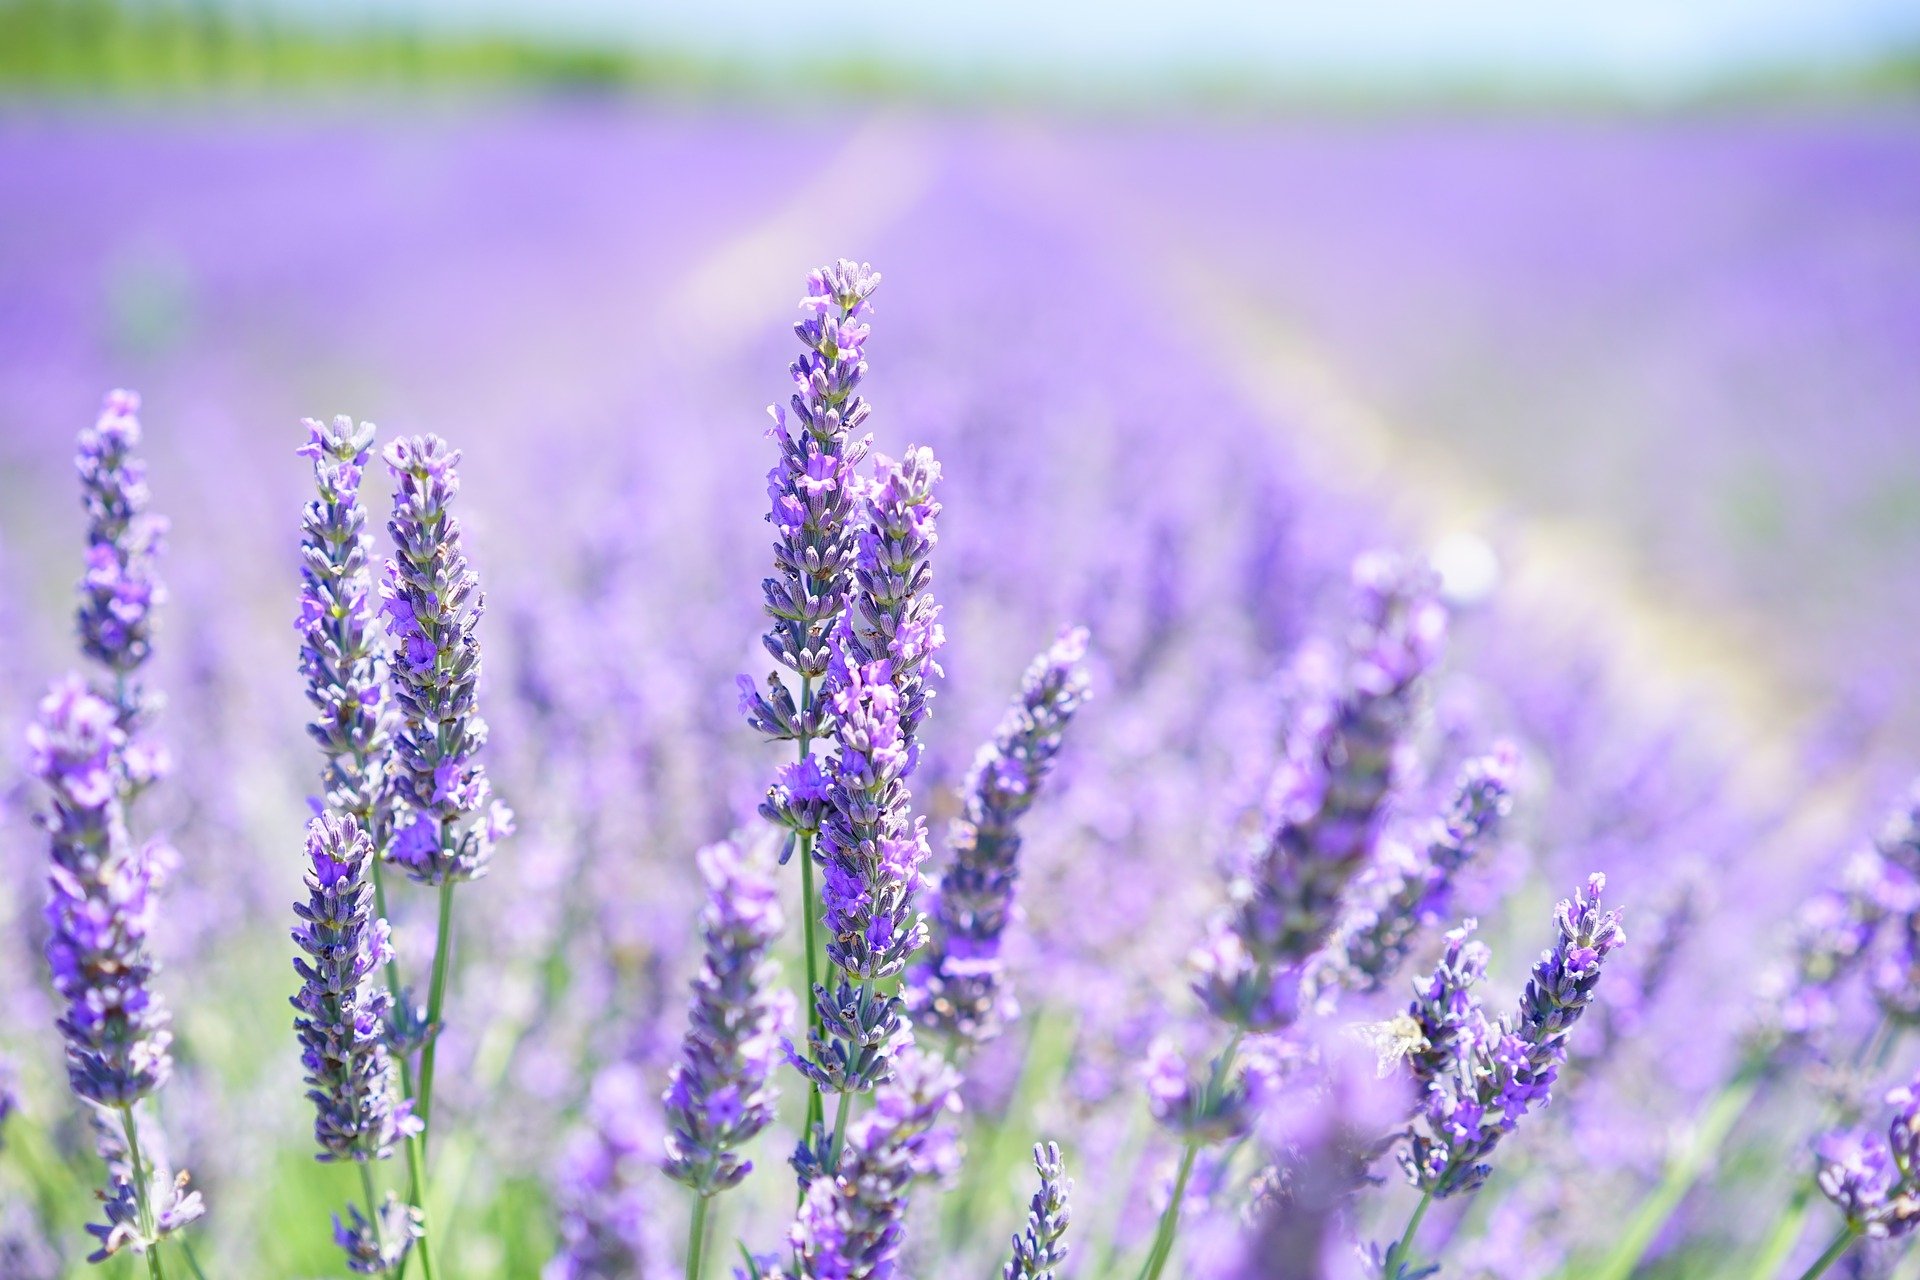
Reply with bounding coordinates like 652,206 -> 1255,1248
1003,1142 -> 1071,1280
547,1067 -> 669,1280
739,260 -> 879,745
909,627 -> 1092,1051
74,389 -> 169,782
380,433 -> 513,886
785,1041 -> 960,1280
662,840 -> 792,1197
1401,874 -> 1625,1199
297,416 -> 391,840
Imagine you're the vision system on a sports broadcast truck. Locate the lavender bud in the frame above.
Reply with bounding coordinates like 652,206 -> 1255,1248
291,813 -> 417,1164
381,433 -> 513,884
910,627 -> 1092,1050
1405,921 -> 1491,1089
297,415 -> 392,837
663,840 -> 792,1197
1003,1142 -> 1071,1280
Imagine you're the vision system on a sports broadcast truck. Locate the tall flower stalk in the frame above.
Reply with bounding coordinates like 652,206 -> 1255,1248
292,813 -> 420,1275
297,415 -> 434,1269
33,391 -> 200,1276
379,432 -> 511,1270
1140,553 -> 1445,1280
744,261 -> 880,1139
909,627 -> 1092,1054
662,841 -> 792,1280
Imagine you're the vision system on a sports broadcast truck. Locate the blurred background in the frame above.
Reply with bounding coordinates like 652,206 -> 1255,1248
4,3 -> 1920,1277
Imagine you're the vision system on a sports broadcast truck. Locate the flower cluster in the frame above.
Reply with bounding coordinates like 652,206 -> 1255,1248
662,840 -> 792,1197
291,813 -> 417,1166
1195,554 -> 1447,1034
381,433 -> 512,884
910,627 -> 1092,1050
741,260 -> 880,741
784,1042 -> 961,1280
1311,747 -> 1516,1002
29,677 -> 173,1108
547,1067 -> 668,1280
297,416 -> 391,835
1003,1142 -> 1071,1280
1816,1075 -> 1920,1238
74,389 -> 168,755
835,446 -> 944,763
1401,875 -> 1625,1198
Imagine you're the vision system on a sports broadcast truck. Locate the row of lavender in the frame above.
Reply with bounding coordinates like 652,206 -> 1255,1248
2,252 -> 1917,1280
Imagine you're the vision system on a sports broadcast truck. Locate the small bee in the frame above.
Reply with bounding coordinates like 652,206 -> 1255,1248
1353,1013 -> 1428,1077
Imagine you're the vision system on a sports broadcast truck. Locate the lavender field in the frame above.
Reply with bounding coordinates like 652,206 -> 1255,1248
3,103 -> 1920,1280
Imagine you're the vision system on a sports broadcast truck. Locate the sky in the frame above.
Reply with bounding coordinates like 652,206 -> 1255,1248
276,0 -> 1920,90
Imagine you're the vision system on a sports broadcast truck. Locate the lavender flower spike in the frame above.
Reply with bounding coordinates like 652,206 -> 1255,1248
791,649 -> 928,1096
836,445 -> 945,766
74,388 -> 169,787
30,677 -> 172,1109
1312,747 -> 1516,1003
1197,554 -> 1446,1033
298,416 -> 391,837
740,260 -> 879,745
292,813 -> 418,1166
909,627 -> 1092,1050
1003,1142 -> 1071,1280
381,433 -> 512,885
787,1040 -> 961,1280
29,676 -> 202,1257
547,1067 -> 668,1280
1402,875 -> 1625,1199
1816,1074 -> 1920,1240
663,840 -> 793,1196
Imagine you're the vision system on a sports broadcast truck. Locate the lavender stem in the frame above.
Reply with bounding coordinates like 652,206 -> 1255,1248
1381,1192 -> 1433,1278
415,878 -> 458,1144
685,1196 -> 709,1280
360,1163 -> 387,1260
1794,1226 -> 1858,1280
119,1106 -> 166,1280
797,670 -> 825,1141
1137,1029 -> 1244,1280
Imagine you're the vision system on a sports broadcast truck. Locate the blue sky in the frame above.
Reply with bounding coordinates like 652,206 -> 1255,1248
275,0 -> 1920,87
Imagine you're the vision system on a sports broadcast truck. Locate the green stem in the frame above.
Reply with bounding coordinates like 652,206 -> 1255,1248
1137,1030 -> 1244,1280
359,1162 -> 387,1258
1586,1056 -> 1766,1280
119,1106 -> 167,1280
829,1089 -> 854,1171
1380,1192 -> 1433,1277
178,1239 -> 209,1280
1794,1225 -> 1859,1280
686,1196 -> 711,1280
1749,1184 -> 1816,1280
415,877 -> 458,1144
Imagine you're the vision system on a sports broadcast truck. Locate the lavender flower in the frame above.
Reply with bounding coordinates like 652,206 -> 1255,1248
834,446 -> 945,766
663,839 -> 792,1196
1143,1037 -> 1282,1146
740,260 -> 879,744
381,433 -> 511,884
84,1107 -> 204,1264
29,677 -> 172,1108
1311,747 -> 1516,1002
297,416 -> 390,835
1816,1074 -> 1920,1239
910,627 -> 1092,1050
1402,875 -> 1625,1198
786,1041 -> 960,1280
334,1197 -> 424,1276
791,651 -> 930,1095
1403,921 -> 1492,1089
291,813 -> 416,1165
74,389 -> 168,771
1003,1142 -> 1071,1280
1197,554 -> 1446,1033
547,1067 -> 668,1280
